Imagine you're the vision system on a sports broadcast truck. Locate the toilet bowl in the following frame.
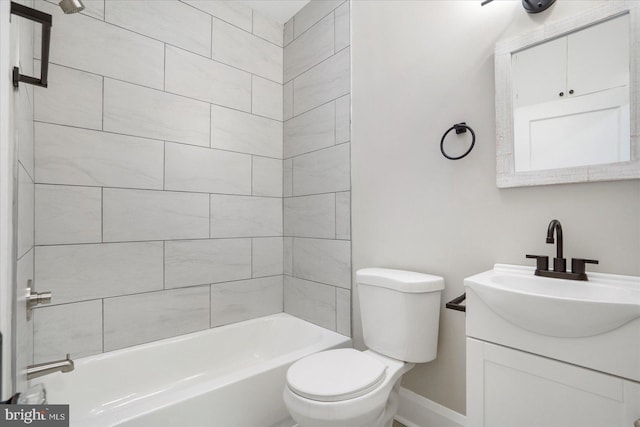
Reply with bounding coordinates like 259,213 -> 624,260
283,268 -> 445,427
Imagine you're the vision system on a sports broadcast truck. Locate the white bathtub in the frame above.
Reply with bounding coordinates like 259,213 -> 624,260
32,313 -> 351,427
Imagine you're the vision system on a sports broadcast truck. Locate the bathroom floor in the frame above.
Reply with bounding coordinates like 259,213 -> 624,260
393,420 -> 407,427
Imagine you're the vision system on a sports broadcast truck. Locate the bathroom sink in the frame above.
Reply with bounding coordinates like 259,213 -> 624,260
464,264 -> 640,338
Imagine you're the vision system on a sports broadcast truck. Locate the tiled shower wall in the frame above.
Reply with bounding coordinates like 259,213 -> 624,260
31,0 -> 285,363
282,1 -> 352,336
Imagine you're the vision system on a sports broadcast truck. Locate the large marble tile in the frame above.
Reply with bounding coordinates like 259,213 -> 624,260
211,276 -> 283,327
104,286 -> 210,351
252,156 -> 282,197
292,238 -> 351,288
210,105 -> 282,158
212,18 -> 283,83
284,276 -> 336,330
284,18 -> 294,46
334,2 -> 350,52
283,158 -> 293,197
105,0 -> 211,57
35,242 -> 163,304
283,237 -> 293,276
335,191 -> 351,240
284,194 -> 335,238
252,237 -> 283,277
210,195 -> 282,238
252,12 -> 283,47
35,123 -> 164,190
284,102 -> 335,158
336,288 -> 351,336
293,0 -> 343,39
35,185 -> 101,245
165,143 -> 251,195
283,81 -> 293,120
34,1 -> 164,89
17,165 -> 34,259
184,0 -> 252,32
103,189 -> 209,242
165,239 -> 252,288
34,63 -> 102,130
293,47 -> 350,115
165,46 -> 251,111
284,13 -> 334,82
43,0 -> 105,20
33,300 -> 102,363
293,143 -> 350,196
104,79 -> 210,147
335,94 -> 351,144
251,75 -> 282,121
17,85 -> 34,179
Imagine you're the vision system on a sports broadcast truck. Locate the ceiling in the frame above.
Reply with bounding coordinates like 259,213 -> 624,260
237,0 -> 311,25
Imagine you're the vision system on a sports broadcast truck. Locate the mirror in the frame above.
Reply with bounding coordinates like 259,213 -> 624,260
495,2 -> 639,187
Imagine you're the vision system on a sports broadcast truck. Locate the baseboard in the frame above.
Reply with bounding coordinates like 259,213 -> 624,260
396,387 -> 465,427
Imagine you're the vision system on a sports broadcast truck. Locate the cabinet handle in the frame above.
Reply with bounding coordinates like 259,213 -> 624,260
559,92 -> 564,97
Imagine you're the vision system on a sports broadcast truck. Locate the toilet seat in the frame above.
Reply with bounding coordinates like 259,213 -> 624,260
286,349 -> 387,402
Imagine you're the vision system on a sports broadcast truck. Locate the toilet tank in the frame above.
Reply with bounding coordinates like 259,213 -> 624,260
357,268 -> 444,363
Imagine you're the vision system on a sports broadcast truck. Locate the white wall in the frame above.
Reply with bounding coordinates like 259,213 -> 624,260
351,0 -> 640,414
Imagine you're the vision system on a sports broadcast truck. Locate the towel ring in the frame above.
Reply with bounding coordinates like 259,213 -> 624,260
440,122 -> 475,160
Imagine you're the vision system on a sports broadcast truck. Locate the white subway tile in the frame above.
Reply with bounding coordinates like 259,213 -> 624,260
210,195 -> 282,238
253,12 -> 283,46
165,239 -> 251,288
211,105 -> 282,158
33,300 -> 102,363
253,237 -> 283,277
212,18 -> 283,83
165,46 -> 251,111
335,191 -> 351,240
215,280 -> 282,327
293,238 -> 351,288
336,288 -> 351,336
35,185 -> 101,245
335,95 -> 351,143
35,242 -> 163,304
293,0 -> 343,39
104,79 -> 210,147
34,63 -> 102,130
103,189 -> 209,242
252,75 -> 283,121
105,0 -> 211,57
35,123 -> 164,190
165,143 -> 251,195
284,194 -> 335,238
284,275 -> 336,330
17,165 -> 34,259
211,276 -> 283,327
252,156 -> 282,197
35,1 -> 164,89
184,0 -> 252,32
293,144 -> 350,195
334,2 -> 350,52
104,286 -> 210,351
284,13 -> 334,82
284,102 -> 335,158
293,48 -> 350,115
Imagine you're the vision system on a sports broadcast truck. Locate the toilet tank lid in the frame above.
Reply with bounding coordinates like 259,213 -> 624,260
356,268 -> 444,293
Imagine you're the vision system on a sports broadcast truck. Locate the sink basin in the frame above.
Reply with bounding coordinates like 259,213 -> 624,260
464,264 -> 640,338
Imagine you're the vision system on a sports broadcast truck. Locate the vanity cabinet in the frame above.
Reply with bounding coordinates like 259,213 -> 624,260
510,13 -> 631,172
467,338 -> 640,427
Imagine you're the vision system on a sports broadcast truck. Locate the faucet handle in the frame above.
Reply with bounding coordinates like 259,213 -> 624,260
571,258 -> 599,275
526,254 -> 549,271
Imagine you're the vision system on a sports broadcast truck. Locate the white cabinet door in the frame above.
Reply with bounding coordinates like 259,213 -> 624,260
568,14 -> 630,98
467,338 -> 640,427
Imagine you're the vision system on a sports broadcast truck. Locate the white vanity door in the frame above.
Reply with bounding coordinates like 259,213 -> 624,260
467,338 -> 640,427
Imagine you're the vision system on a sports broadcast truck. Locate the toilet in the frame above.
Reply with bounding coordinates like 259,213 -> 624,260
283,268 -> 445,427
